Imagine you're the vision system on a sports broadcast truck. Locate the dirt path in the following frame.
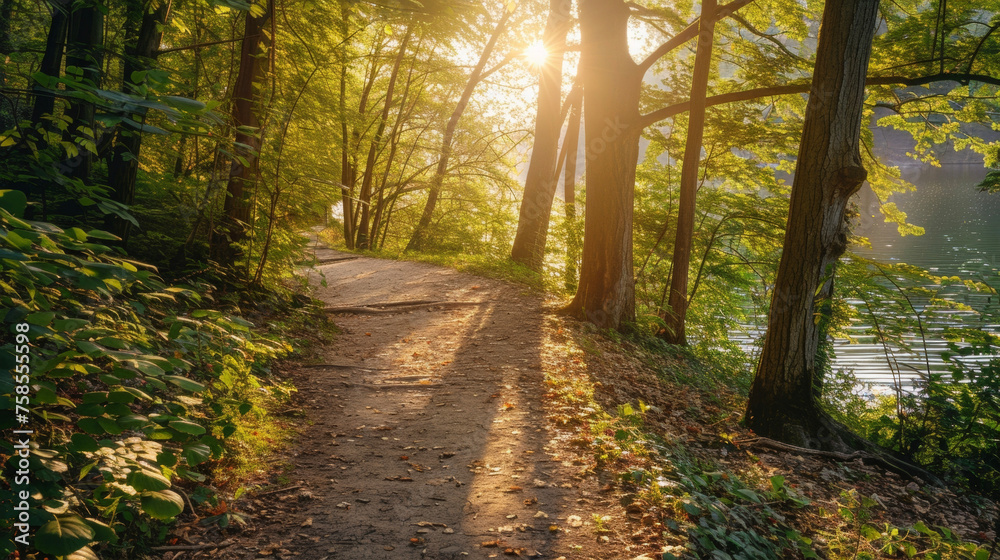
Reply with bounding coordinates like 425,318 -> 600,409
212,240 -> 635,560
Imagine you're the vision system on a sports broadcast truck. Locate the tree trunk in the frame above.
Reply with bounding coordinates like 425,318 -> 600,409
405,8 -> 512,252
31,0 -> 71,125
106,1 -> 168,243
509,0 -> 571,270
339,5 -> 354,248
212,0 -> 274,269
0,0 -> 14,84
562,0 -> 642,331
356,29 -> 411,250
563,93 -> 582,291
660,0 -> 717,345
64,1 -> 104,180
745,0 -> 879,450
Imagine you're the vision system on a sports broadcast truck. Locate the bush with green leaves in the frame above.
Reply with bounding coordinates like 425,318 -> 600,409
0,189 -> 290,559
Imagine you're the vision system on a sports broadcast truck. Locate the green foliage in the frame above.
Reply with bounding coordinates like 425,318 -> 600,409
0,190 -> 290,558
824,490 -> 992,560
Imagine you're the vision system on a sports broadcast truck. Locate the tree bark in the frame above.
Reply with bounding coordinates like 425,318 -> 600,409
63,0 -> 104,180
562,0 -> 641,331
660,0 -> 717,345
106,1 -> 169,243
563,93 -> 582,291
405,8 -> 512,252
212,0 -> 274,269
31,0 -> 71,125
745,0 -> 879,450
509,0 -> 572,270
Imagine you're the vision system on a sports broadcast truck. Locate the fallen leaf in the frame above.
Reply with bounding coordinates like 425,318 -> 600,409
336,502 -> 350,509
481,540 -> 502,548
301,518 -> 313,527
504,486 -> 523,493
400,455 -> 409,460
567,515 -> 583,527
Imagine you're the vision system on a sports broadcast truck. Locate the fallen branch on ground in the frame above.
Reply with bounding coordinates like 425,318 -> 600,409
323,301 -> 484,314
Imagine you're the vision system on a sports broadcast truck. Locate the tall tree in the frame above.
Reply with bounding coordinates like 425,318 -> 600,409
212,0 -> 275,269
509,0 -> 572,270
562,92 -> 582,290
562,0 -> 641,329
564,0 -> 755,330
63,0 -> 104,179
356,28 -> 412,250
405,6 -> 513,252
660,0 -> 717,345
31,0 -> 71,124
744,0 -> 879,449
106,1 -> 169,242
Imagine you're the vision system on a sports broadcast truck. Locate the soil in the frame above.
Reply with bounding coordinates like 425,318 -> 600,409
161,237 -> 998,560
186,239 -> 641,560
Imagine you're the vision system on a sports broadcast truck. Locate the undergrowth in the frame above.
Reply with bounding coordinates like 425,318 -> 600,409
0,189 -> 318,558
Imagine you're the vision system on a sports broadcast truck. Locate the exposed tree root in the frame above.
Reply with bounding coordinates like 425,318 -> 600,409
744,411 -> 945,486
323,301 -> 483,315
315,256 -> 361,264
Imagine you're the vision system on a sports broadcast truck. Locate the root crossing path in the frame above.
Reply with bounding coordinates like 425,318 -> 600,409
218,240 -> 634,560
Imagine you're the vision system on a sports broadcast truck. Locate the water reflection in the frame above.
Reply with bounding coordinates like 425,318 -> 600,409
841,165 -> 998,390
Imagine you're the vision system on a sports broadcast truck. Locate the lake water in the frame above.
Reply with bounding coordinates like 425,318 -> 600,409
831,164 -> 999,390
735,164 -> 1000,392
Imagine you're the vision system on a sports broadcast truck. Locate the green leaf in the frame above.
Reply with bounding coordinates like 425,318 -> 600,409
35,514 -> 95,556
681,502 -> 702,516
127,467 -> 171,491
83,518 -> 116,544
183,442 -> 212,466
0,189 -> 28,217
85,229 -> 121,241
140,490 -> 184,520
97,417 -> 124,435
70,433 -> 100,452
769,475 -> 785,494
169,420 -> 206,435
164,375 -> 205,393
26,311 -> 56,326
733,488 -> 761,503
77,418 -> 104,435
66,546 -> 99,560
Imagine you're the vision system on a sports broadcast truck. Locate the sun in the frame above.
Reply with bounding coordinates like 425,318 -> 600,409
524,40 -> 549,68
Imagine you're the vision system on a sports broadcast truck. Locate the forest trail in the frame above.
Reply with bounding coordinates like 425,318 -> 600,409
213,237 -> 635,560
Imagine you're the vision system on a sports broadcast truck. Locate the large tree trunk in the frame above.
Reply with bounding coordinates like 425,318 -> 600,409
660,0 -> 717,345
212,0 -> 274,269
106,1 -> 168,243
562,0 -> 642,330
405,8 -> 511,252
745,0 -> 879,450
509,0 -> 571,270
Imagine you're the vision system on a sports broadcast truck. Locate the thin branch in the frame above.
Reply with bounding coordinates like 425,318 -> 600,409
156,37 -> 243,55
639,72 -> 1000,129
637,0 -> 757,74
